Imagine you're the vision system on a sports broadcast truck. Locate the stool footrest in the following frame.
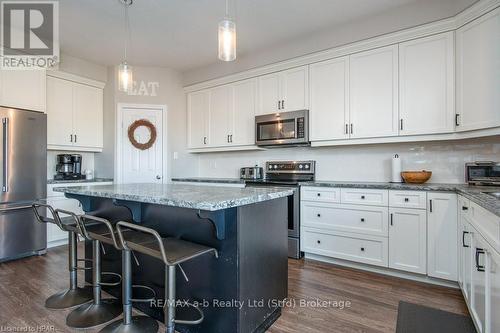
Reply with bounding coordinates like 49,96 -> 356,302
174,302 -> 204,325
75,258 -> 93,271
99,272 -> 122,287
130,284 -> 156,303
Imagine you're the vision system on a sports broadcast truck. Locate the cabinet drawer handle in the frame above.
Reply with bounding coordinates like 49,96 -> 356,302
317,213 -> 321,218
360,247 -> 365,252
317,240 -> 321,244
475,248 -> 485,272
360,218 -> 365,222
361,195 -> 365,199
404,198 -> 409,202
317,193 -> 321,197
462,231 -> 469,248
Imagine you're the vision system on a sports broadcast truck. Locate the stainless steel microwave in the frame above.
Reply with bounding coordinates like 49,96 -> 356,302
255,110 -> 309,146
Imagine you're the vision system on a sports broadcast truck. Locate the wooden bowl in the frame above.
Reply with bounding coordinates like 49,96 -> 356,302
401,171 -> 432,184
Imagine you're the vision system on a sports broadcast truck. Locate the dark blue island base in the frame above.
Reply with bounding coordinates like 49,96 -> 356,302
72,196 -> 289,333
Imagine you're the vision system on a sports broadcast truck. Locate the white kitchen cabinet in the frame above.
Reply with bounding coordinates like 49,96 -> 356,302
46,197 -> 83,246
459,212 -> 473,303
427,192 -> 458,281
309,56 -> 349,141
187,89 -> 210,148
389,208 -> 427,274
471,227 -> 487,333
399,32 -> 455,135
231,78 -> 257,146
46,73 -> 104,152
349,45 -> 399,139
209,84 -> 231,147
456,7 -> 500,132
257,66 -> 308,115
0,68 -> 46,112
488,248 -> 500,333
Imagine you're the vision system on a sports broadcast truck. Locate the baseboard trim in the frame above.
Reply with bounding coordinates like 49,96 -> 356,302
305,253 -> 459,289
47,239 -> 68,249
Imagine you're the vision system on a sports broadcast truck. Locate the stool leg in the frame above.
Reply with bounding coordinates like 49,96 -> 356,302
165,265 -> 176,333
66,240 -> 122,329
99,249 -> 158,333
44,231 -> 92,309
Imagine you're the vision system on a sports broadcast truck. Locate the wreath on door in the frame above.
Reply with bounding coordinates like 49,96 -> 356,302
128,119 -> 157,150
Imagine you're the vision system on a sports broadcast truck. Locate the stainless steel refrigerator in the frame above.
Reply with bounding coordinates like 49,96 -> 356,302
0,107 -> 47,262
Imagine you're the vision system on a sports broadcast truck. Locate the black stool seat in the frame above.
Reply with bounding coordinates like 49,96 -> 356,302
131,237 -> 217,266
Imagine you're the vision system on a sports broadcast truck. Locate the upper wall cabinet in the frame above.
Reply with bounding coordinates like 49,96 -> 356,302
46,72 -> 104,152
456,7 -> 500,132
349,45 -> 399,139
0,68 -> 46,112
257,66 -> 309,115
310,57 -> 349,141
399,32 -> 455,135
187,78 -> 257,149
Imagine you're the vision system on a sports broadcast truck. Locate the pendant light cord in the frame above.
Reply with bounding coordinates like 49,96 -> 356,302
225,0 -> 229,19
123,1 -> 132,61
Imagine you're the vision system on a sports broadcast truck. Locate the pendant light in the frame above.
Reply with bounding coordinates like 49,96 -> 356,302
118,0 -> 133,92
218,0 -> 236,62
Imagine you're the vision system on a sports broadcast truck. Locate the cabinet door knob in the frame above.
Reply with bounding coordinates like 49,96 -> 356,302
361,195 -> 365,199
317,193 -> 321,197
317,240 -> 321,244
360,247 -> 365,252
360,218 -> 365,222
156,175 -> 161,180
317,213 -> 321,218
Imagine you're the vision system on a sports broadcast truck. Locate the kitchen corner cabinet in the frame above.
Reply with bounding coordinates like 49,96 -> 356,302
399,32 -> 455,135
0,67 -> 46,112
46,73 -> 104,152
309,56 -> 349,141
456,7 -> 500,132
257,66 -> 308,115
187,78 -> 256,149
427,192 -> 458,281
349,45 -> 399,139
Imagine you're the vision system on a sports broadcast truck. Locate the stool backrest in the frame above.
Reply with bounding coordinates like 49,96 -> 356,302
78,214 -> 123,250
32,202 -> 65,230
116,221 -> 169,265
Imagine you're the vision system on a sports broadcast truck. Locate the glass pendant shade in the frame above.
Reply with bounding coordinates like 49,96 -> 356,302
118,61 -> 133,92
218,19 -> 236,61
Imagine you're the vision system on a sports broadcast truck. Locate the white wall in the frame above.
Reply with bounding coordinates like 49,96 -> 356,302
94,65 -> 198,180
194,137 -> 500,184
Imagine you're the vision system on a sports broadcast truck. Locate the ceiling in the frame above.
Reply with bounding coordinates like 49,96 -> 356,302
58,0 -> 477,72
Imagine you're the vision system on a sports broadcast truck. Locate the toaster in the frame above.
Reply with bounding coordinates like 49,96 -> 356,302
240,166 -> 263,180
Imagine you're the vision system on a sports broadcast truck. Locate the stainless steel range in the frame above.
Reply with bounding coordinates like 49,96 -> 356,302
246,160 -> 316,259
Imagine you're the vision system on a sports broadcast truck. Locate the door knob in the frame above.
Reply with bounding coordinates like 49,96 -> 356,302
156,175 -> 161,180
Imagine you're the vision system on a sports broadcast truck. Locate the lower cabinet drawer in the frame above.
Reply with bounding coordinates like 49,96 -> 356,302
302,228 -> 388,267
301,203 -> 388,237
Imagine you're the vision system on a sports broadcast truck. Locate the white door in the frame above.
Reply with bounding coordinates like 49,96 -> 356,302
0,68 -> 46,112
209,85 -> 231,147
46,76 -> 74,148
231,78 -> 257,146
349,45 -> 399,139
456,7 -> 500,131
280,66 -> 309,112
399,32 -> 455,135
120,106 -> 164,184
427,192 -> 458,281
389,208 -> 427,274
257,73 -> 280,115
187,90 -> 209,148
310,57 -> 349,141
73,83 -> 103,149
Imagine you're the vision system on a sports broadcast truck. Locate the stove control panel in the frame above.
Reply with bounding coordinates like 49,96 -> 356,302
266,161 -> 315,174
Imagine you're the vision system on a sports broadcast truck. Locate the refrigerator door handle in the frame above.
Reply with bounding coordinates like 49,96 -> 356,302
2,117 -> 8,192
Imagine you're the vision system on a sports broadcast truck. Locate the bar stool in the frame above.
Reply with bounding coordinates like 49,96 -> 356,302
32,202 -> 93,309
76,215 -> 159,333
116,221 -> 218,333
66,215 -> 124,328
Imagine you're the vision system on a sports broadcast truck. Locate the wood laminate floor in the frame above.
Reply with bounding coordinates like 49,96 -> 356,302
0,245 -> 469,332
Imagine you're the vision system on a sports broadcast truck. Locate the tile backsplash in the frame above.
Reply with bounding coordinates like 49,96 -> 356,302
47,151 -> 95,179
195,137 -> 500,184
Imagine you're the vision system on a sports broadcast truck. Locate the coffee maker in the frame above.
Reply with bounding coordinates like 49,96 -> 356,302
54,154 -> 84,180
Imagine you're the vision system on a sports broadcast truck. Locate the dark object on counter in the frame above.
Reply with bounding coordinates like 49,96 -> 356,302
240,166 -> 263,180
55,154 -> 84,180
466,161 -> 500,186
396,301 -> 476,333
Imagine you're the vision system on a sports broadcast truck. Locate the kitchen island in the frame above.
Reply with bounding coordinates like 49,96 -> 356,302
54,183 -> 292,333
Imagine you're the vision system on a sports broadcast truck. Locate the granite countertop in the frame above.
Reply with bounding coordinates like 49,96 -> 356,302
48,178 -> 114,184
171,177 -> 244,184
54,183 -> 293,211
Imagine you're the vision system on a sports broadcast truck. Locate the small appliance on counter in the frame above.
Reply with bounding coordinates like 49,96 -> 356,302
240,165 -> 263,180
54,154 -> 85,180
466,161 -> 500,186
